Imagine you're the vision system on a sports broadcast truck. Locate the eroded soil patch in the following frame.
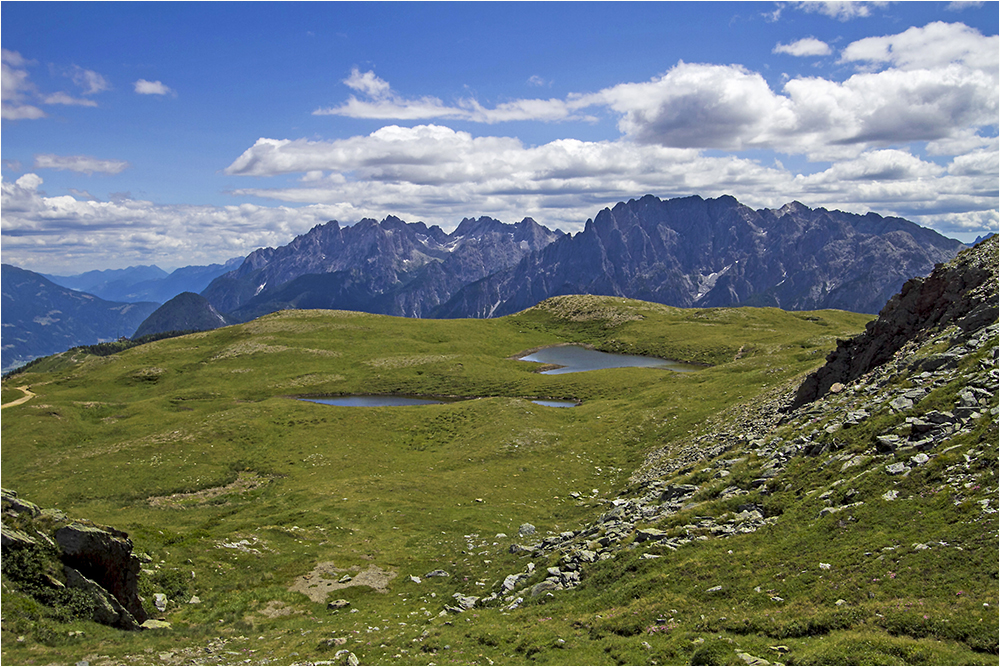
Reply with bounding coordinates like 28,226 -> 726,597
289,561 -> 397,603
148,471 -> 273,508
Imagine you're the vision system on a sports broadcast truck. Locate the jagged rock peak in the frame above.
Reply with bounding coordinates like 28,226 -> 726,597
775,201 -> 809,216
792,235 -> 999,407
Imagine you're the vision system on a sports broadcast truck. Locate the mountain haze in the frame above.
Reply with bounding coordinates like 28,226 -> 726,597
1,264 -> 159,372
45,259 -> 241,303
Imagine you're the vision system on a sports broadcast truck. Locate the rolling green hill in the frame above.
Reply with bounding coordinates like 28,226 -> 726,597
2,278 -> 996,664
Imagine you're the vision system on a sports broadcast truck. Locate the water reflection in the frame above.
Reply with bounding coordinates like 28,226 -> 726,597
302,396 -> 445,407
520,345 -> 701,375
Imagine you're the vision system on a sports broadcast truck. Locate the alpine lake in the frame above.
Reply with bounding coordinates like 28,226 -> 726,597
300,344 -> 698,408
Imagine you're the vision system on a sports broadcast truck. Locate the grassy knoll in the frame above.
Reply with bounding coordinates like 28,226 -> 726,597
4,297 -> 991,665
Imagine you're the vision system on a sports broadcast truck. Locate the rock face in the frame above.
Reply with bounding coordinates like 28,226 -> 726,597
438,195 -> 965,318
201,215 -> 565,320
792,235 -> 998,408
1,489 -> 148,630
55,523 -> 147,627
199,195 -> 963,329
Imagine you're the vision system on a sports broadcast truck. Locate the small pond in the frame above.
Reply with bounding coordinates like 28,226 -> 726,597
302,395 -> 448,407
520,345 -> 701,375
302,395 -> 579,408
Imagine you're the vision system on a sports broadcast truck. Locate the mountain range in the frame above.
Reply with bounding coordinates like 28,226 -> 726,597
196,194 -> 964,328
2,194 -> 968,371
44,258 -> 241,303
201,215 -> 564,320
1,264 -> 160,372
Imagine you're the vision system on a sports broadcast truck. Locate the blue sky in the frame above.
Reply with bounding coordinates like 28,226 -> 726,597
2,1 -> 997,274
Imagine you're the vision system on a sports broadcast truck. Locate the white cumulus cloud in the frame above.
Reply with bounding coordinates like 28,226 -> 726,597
223,123 -> 998,238
786,1 -> 892,21
2,50 -> 111,118
314,67 -> 593,123
310,23 -> 996,163
134,79 -> 175,96
1,173 -> 355,273
773,37 -> 833,56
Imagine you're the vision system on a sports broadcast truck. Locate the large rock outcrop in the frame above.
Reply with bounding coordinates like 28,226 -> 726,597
792,235 -> 998,408
55,522 -> 147,627
1,488 -> 148,630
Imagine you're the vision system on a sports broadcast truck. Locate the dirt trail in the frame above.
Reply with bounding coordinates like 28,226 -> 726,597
1,386 -> 35,409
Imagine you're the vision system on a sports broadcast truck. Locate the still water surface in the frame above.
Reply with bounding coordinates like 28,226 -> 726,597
303,396 -> 579,408
303,396 -> 446,407
520,345 -> 701,375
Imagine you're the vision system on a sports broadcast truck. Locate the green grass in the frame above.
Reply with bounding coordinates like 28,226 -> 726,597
3,297 -> 994,664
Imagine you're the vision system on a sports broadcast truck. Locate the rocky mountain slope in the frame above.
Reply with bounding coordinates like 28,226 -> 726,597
792,234 -> 998,406
1,264 -> 159,372
438,195 -> 965,318
464,237 -> 997,658
201,215 -> 564,321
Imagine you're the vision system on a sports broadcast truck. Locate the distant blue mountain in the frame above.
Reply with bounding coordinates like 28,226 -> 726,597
2,264 -> 159,372
45,258 -> 242,303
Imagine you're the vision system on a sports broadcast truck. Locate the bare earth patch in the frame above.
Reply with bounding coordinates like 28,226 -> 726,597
148,471 -> 272,508
289,562 -> 397,603
243,600 -> 304,624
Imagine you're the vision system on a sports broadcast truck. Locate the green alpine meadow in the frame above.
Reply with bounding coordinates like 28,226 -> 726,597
2,288 -> 997,665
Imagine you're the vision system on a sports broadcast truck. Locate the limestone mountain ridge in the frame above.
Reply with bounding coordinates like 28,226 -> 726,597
437,195 -> 966,318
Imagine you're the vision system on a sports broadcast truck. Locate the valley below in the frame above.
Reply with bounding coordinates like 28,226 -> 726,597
2,239 -> 998,666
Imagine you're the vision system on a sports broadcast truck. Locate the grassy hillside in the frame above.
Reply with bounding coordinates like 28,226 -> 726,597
2,297 -> 994,665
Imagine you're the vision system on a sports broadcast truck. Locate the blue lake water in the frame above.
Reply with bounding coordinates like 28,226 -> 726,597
303,395 -> 581,408
520,345 -> 701,375
302,396 -> 446,407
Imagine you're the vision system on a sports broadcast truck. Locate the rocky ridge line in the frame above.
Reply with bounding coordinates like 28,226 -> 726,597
793,235 -> 997,407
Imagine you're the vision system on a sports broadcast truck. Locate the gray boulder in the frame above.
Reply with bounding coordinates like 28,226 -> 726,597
54,523 -> 147,624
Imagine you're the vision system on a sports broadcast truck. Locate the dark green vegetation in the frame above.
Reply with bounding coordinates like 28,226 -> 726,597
1,296 -> 995,665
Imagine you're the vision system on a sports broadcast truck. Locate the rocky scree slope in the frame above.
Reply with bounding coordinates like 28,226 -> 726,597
437,238 -> 998,646
793,234 -> 998,407
438,195 -> 965,318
